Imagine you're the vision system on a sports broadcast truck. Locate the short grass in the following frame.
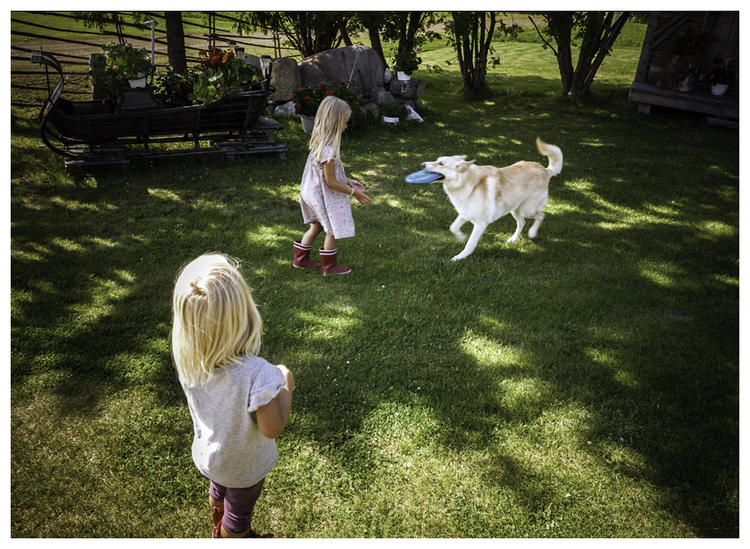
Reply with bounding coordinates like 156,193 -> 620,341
10,32 -> 739,538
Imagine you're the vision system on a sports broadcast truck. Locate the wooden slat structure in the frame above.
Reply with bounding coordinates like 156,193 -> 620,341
31,50 -> 288,168
628,11 -> 739,128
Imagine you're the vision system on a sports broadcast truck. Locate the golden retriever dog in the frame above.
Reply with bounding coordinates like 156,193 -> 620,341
421,138 -> 563,261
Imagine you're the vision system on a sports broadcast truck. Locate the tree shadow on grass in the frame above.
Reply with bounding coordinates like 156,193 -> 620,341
257,127 -> 738,536
11,93 -> 738,537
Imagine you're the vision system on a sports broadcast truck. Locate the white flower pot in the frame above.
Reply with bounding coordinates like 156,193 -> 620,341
128,75 -> 147,88
711,83 -> 729,96
300,114 -> 315,133
397,71 -> 411,81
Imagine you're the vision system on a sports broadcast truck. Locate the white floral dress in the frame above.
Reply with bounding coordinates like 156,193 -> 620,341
299,145 -> 355,239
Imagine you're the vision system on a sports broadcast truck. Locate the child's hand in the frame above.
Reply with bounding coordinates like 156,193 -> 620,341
277,364 -> 295,393
348,178 -> 366,191
352,187 -> 371,206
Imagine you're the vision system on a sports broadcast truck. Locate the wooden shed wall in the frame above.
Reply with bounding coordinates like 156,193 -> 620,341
634,11 -> 739,85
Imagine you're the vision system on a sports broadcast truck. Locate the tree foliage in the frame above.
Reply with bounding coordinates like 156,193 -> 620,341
354,12 -> 442,70
530,11 -> 631,100
72,12 -> 127,43
235,12 -> 354,58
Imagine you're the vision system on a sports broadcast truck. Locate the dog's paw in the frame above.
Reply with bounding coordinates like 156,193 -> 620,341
451,253 -> 466,261
506,235 -> 519,243
452,232 -> 467,242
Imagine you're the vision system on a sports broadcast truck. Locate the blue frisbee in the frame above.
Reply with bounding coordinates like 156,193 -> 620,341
405,169 -> 444,184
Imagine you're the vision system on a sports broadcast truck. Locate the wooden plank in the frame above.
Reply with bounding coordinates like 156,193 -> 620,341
629,80 -> 738,119
707,117 -> 738,129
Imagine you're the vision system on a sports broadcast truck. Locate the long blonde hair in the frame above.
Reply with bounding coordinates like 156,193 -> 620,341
171,253 -> 262,387
310,95 -> 351,162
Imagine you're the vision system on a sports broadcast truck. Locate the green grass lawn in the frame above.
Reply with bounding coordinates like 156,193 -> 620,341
10,31 -> 739,538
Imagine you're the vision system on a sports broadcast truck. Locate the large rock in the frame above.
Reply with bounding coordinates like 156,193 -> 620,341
269,57 -> 301,102
370,87 -> 394,105
389,78 -> 426,100
298,45 -> 384,99
273,101 -> 298,118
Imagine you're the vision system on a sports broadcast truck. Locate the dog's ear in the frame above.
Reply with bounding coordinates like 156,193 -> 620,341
457,159 -> 476,173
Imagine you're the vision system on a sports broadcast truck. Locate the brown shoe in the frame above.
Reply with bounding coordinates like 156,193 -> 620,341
213,518 -> 275,539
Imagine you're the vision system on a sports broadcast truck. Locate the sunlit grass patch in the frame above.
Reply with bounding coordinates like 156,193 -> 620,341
11,27 -> 738,538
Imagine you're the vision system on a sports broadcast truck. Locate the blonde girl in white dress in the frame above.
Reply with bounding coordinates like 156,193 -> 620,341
294,96 -> 371,275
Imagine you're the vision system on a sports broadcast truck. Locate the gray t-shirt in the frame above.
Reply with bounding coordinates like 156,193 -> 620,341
181,356 -> 286,488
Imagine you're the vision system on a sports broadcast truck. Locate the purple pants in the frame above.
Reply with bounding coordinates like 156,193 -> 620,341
209,478 -> 265,534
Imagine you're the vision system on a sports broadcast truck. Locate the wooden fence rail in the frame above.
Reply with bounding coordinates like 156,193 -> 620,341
11,11 -> 287,108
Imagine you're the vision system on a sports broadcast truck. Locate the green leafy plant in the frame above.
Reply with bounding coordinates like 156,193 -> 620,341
90,42 -> 152,101
380,99 -> 409,119
292,82 -> 369,130
700,57 -> 738,86
188,48 -> 260,104
154,67 -> 200,106
673,27 -> 718,56
392,48 -> 422,75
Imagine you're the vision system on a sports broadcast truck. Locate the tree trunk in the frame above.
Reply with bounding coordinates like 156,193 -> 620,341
452,11 -> 496,95
539,11 -> 630,100
367,25 -> 387,70
165,12 -> 187,73
339,21 -> 352,47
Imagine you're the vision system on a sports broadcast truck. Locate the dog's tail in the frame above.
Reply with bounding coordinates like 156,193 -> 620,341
536,138 -> 563,178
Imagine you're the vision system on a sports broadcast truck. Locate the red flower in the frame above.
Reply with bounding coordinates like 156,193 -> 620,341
325,90 -> 332,95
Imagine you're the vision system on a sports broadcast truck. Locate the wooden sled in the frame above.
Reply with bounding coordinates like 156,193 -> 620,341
31,50 -> 287,168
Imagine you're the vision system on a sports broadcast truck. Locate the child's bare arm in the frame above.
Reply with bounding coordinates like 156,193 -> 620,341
323,161 -> 371,205
255,365 -> 294,439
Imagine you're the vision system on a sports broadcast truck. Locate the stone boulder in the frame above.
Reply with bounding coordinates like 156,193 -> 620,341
370,87 -> 394,105
389,79 -> 426,100
273,100 -> 297,118
298,45 -> 384,99
269,57 -> 301,102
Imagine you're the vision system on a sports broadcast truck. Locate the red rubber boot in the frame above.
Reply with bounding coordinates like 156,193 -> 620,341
320,248 -> 351,275
293,240 -> 322,269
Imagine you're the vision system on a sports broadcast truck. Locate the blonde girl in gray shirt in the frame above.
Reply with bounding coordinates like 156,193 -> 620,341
172,253 -> 294,538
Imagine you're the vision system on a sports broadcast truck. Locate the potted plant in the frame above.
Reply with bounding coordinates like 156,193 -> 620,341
292,82 -> 368,133
657,28 -> 719,92
154,67 -> 200,107
188,48 -> 260,104
700,57 -> 738,96
392,49 -> 422,81
91,43 -> 153,100
380,99 -> 409,123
